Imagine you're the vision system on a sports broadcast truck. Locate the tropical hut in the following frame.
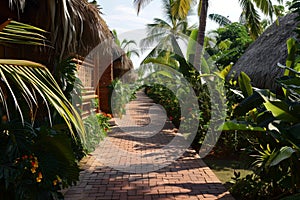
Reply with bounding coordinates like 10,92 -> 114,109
228,13 -> 299,91
0,0 -> 133,116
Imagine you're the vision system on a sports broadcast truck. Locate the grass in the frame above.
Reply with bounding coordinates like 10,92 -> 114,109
203,157 -> 253,189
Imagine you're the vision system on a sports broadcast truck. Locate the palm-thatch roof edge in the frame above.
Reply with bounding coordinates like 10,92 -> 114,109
111,42 -> 134,78
2,0 -> 113,60
228,13 -> 299,91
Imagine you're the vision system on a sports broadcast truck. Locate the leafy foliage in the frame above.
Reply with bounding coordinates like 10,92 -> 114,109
206,22 -> 253,68
0,20 -> 86,199
112,30 -> 140,59
140,0 -> 196,62
227,37 -> 300,199
110,79 -> 138,117
0,20 -> 51,47
83,113 -> 110,153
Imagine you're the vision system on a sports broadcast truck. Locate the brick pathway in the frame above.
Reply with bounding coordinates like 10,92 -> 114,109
64,91 -> 234,200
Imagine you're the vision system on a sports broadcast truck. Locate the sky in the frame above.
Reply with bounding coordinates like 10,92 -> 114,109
96,0 -> 284,67
97,0 -> 244,67
98,0 -> 242,33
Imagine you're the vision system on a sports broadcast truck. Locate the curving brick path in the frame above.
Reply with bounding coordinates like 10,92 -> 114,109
64,91 -> 234,200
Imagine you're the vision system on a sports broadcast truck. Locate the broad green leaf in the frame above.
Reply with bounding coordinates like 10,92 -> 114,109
238,72 -> 253,98
201,56 -> 210,74
257,111 -> 275,127
270,146 -> 295,166
278,63 -> 300,76
286,37 -> 296,70
294,63 -> 300,72
218,39 -> 232,50
143,57 -> 178,69
264,101 -> 300,122
186,29 -> 198,62
276,76 -> 300,95
220,121 -> 265,132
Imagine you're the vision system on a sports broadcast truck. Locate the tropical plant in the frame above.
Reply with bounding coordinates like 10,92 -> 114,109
83,113 -> 110,152
206,22 -> 253,68
0,20 -> 85,139
223,35 -> 300,199
139,0 -> 196,63
134,0 -> 283,61
0,20 -> 86,199
225,3 -> 300,197
112,29 -> 140,59
109,78 -> 139,117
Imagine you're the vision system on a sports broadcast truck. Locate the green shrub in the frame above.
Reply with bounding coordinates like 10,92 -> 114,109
83,113 -> 110,153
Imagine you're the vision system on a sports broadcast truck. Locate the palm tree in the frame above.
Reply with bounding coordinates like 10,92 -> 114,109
112,29 -> 140,59
134,0 -> 284,69
0,20 -> 86,199
139,0 -> 196,64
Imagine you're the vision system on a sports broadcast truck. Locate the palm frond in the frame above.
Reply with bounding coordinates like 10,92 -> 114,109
140,18 -> 174,50
0,20 -> 51,47
121,39 -> 137,49
112,29 -> 121,46
120,39 -> 140,58
239,0 -> 262,39
162,0 -> 174,23
171,0 -> 194,20
141,34 -> 175,61
209,14 -> 232,26
140,32 -> 168,50
133,0 -> 154,14
176,20 -> 188,32
149,18 -> 173,29
252,0 -> 274,19
127,49 -> 140,58
0,59 -> 85,142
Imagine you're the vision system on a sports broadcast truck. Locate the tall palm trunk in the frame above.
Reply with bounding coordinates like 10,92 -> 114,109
194,0 -> 208,71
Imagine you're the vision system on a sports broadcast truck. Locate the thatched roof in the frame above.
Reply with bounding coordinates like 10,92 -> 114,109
1,0 -> 112,60
228,13 -> 299,90
112,43 -> 134,78
1,0 -> 133,79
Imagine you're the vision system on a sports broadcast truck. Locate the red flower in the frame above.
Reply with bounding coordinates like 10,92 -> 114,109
169,116 -> 173,121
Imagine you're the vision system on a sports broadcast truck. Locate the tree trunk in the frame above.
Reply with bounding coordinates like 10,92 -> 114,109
193,0 -> 208,72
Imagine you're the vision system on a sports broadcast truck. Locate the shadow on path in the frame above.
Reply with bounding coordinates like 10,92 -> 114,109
64,91 -> 234,200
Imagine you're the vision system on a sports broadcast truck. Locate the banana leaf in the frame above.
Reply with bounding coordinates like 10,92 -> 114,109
270,146 -> 295,166
238,72 -> 253,98
221,121 -> 265,132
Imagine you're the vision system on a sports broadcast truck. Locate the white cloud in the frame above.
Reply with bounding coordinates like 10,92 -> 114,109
114,5 -> 136,15
101,4 -> 152,33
